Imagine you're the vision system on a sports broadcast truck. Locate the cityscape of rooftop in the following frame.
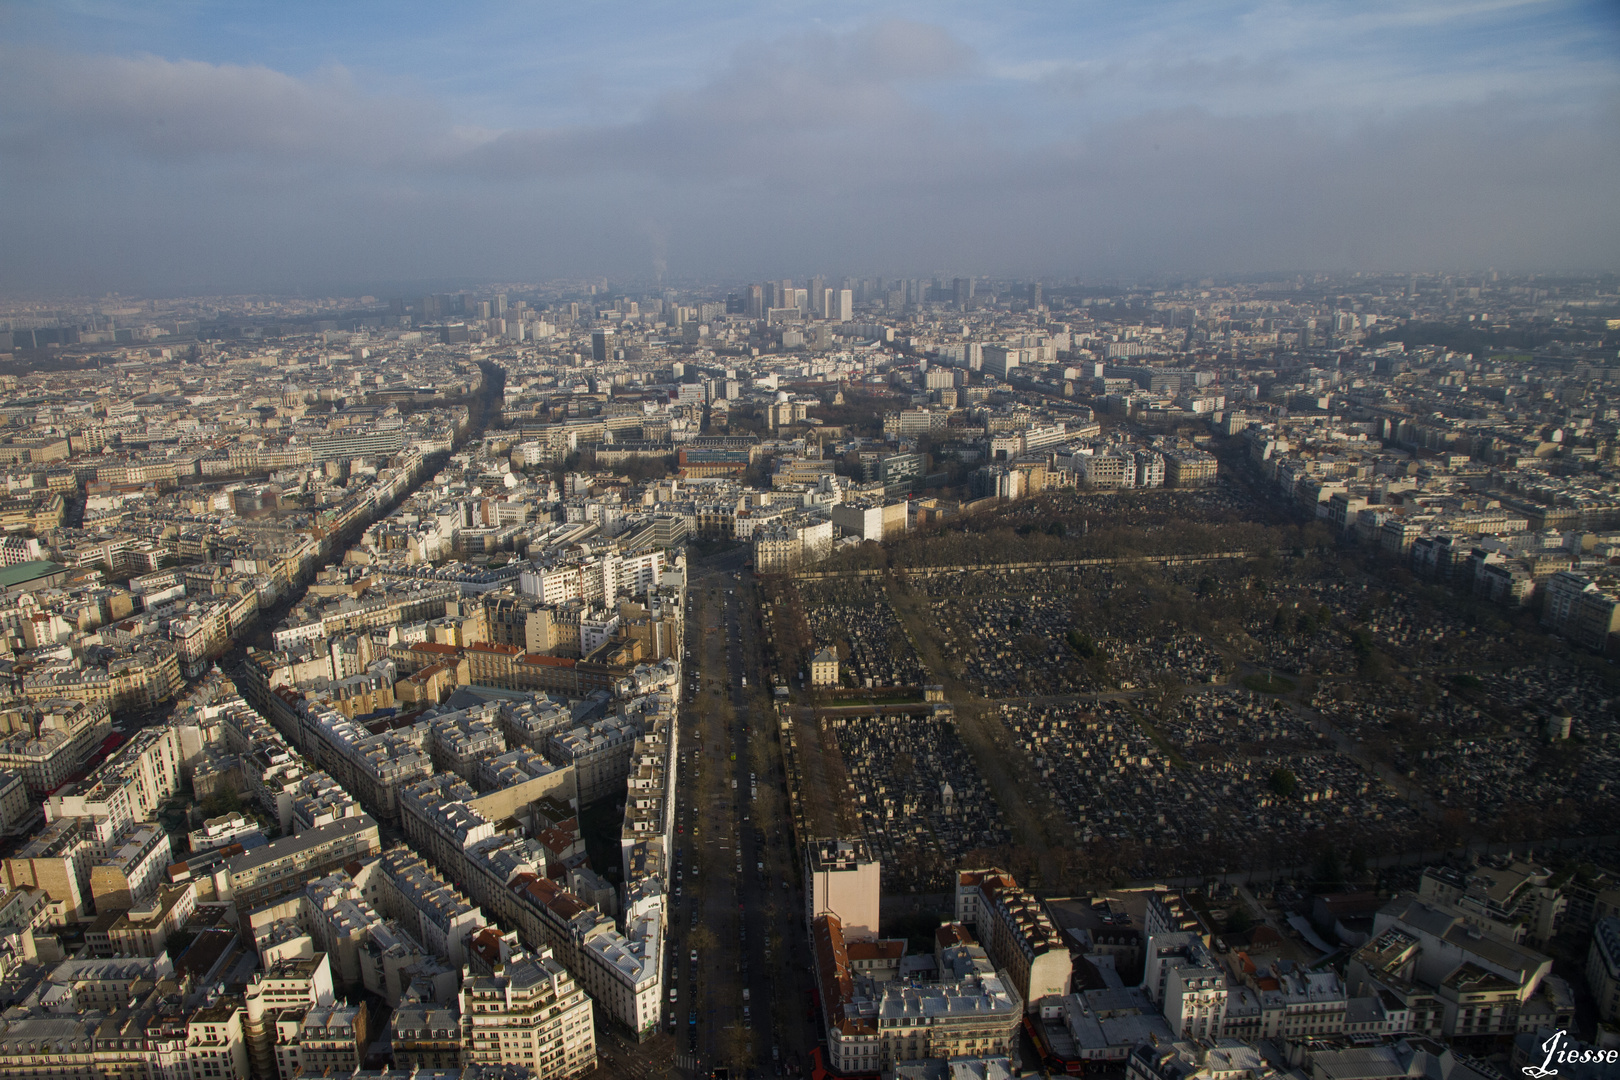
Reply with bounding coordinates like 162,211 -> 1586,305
0,4 -> 1618,1080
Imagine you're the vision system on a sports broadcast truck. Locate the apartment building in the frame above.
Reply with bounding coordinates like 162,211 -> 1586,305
272,582 -> 459,651
226,814 -> 381,910
243,953 -> 338,1076
619,718 -> 677,885
0,698 -> 112,796
184,1001 -> 253,1080
575,914 -> 663,1042
273,1004 -> 369,1079
400,767 -> 667,1042
87,821 -> 171,912
1048,987 -> 1177,1066
1074,449 -> 1136,489
459,948 -> 597,1079
1144,933 -> 1229,1040
1421,861 -> 1567,946
399,774 -> 495,883
1128,1038 -> 1274,1080
1541,570 -> 1620,650
428,709 -> 507,783
35,954 -> 171,1013
813,912 -> 1022,1074
957,868 -> 1071,1010
0,770 -> 31,834
389,1002 -> 462,1070
1135,450 -> 1166,488
830,500 -> 908,542
98,881 -> 196,957
373,847 -> 484,969
509,873 -> 663,1041
50,725 -> 183,834
188,811 -> 266,854
808,838 -> 881,942
348,729 -> 434,824
4,818 -> 99,921
1254,966 -> 1348,1041
1347,894 -> 1560,1040
1585,916 -> 1620,1025
548,716 -> 640,804
518,551 -> 664,607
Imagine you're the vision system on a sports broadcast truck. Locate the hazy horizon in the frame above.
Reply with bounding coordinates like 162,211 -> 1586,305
2,1 -> 1617,298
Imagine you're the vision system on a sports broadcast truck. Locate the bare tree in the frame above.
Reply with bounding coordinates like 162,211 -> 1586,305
725,1024 -> 757,1073
1149,671 -> 1185,722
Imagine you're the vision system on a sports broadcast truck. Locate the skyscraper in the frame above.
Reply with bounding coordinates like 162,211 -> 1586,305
835,289 -> 853,322
591,328 -> 613,364
1029,282 -> 1043,309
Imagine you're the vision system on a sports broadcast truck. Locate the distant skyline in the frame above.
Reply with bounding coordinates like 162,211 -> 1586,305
1,1 -> 1617,297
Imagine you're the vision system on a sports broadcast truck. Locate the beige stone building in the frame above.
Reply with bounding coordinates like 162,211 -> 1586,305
458,947 -> 597,1078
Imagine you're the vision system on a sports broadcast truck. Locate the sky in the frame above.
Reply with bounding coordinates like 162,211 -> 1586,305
0,0 -> 1617,296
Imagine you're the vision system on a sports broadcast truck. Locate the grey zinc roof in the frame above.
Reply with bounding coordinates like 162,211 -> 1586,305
226,813 -> 377,876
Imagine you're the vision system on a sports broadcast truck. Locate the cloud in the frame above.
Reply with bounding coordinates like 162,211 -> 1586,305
458,20 -> 978,183
0,47 -> 477,168
0,10 -> 1616,295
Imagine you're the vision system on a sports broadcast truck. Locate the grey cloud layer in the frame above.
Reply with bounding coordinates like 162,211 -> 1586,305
0,48 -> 470,166
0,18 -> 1615,294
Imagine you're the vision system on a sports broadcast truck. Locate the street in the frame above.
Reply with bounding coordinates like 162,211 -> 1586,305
658,549 -> 820,1078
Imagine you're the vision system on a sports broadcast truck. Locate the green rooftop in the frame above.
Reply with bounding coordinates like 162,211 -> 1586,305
0,560 -> 68,587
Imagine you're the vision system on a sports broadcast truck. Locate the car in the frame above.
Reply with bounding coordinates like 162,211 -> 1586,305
691,950 -> 697,961
670,987 -> 678,1001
